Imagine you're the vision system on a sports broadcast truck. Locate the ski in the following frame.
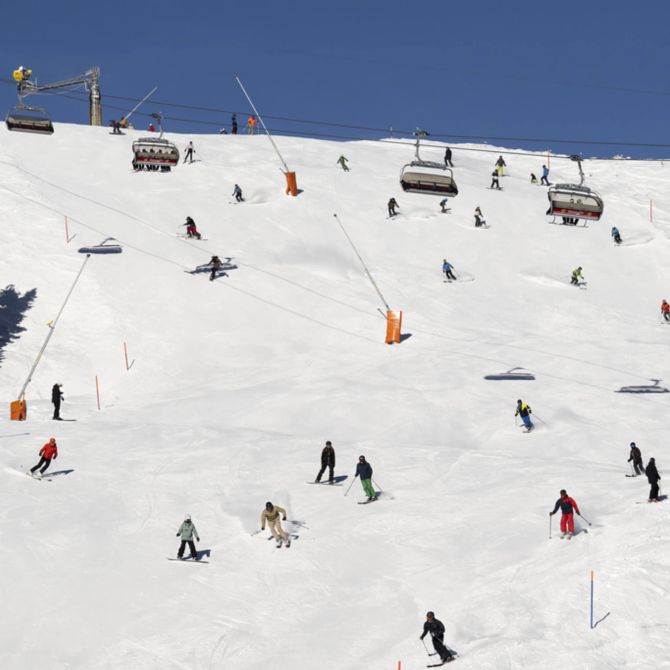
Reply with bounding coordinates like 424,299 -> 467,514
358,498 -> 378,505
167,558 -> 209,564
27,473 -> 52,482
307,475 -> 348,485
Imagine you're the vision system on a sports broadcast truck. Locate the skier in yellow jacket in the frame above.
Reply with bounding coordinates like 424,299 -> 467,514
260,501 -> 290,548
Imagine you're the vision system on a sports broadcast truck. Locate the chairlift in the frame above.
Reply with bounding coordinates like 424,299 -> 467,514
547,156 -> 603,222
616,379 -> 669,394
399,130 -> 458,196
132,112 -> 179,170
5,105 -> 53,134
78,237 -> 122,254
484,367 -> 535,381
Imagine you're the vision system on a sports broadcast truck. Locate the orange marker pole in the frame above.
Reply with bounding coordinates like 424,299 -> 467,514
124,342 -> 129,371
547,150 -> 551,169
95,375 -> 101,410
397,662 -> 402,670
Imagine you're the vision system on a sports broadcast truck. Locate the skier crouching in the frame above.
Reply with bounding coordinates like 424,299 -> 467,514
420,611 -> 455,663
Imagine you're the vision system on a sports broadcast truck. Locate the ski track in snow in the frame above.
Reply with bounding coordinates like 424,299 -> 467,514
0,125 -> 669,669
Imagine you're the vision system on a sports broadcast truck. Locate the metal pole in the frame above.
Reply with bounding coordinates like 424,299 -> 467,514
235,76 -> 290,173
16,255 -> 91,401
549,514 -> 552,539
590,571 -> 594,629
124,86 -> 158,123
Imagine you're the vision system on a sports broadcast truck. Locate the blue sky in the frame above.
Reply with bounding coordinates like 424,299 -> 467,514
2,0 -> 670,158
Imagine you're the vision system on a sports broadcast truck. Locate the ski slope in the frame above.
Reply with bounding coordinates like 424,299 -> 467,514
1,123 -> 669,670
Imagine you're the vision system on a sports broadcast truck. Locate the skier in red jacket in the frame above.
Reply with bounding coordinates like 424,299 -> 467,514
29,438 -> 58,477
549,489 -> 580,538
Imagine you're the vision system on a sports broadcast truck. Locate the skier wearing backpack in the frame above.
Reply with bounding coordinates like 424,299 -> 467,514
232,184 -> 244,202
420,611 -> 455,664
315,440 -> 336,484
260,501 -> 290,547
646,458 -> 661,502
337,155 -> 350,172
549,489 -> 581,539
29,437 -> 58,477
442,259 -> 457,281
571,266 -> 584,286
176,514 -> 200,560
661,300 -> 670,322
388,197 -> 399,217
515,399 -> 534,431
355,455 -> 376,501
611,227 -> 622,244
628,442 -> 645,476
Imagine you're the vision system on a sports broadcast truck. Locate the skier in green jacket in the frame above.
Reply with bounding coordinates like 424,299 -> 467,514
570,266 -> 584,286
176,514 -> 200,560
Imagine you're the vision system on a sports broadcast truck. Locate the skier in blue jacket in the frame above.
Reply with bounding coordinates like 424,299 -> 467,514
442,259 -> 457,281
611,227 -> 622,244
541,165 -> 551,186
355,455 -> 376,501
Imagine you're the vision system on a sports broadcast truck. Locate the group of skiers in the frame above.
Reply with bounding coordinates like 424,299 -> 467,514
627,442 -> 662,502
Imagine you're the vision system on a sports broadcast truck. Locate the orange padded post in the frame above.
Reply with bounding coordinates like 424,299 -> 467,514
385,310 -> 402,344
10,399 -> 27,421
285,171 -> 298,196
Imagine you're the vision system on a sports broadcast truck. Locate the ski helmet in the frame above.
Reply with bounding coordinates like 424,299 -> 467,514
630,442 -> 636,448
426,611 -> 435,618
326,440 -> 332,446
266,501 -> 273,510
359,455 -> 365,461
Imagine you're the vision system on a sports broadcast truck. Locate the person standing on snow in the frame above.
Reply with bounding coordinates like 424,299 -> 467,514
611,227 -> 622,244
444,147 -> 453,167
474,206 -> 486,227
515,399 -> 534,431
337,155 -> 350,172
541,164 -> 551,186
209,256 -> 222,282
549,489 -> 581,538
182,216 -> 202,240
387,197 -> 399,218
442,259 -> 457,281
490,170 -> 501,190
232,184 -> 244,202
420,611 -> 455,664
176,514 -> 200,560
646,458 -> 661,502
661,300 -> 670,322
29,437 -> 58,477
231,113 -> 238,134
439,198 -> 449,213
315,440 -> 336,483
247,115 -> 257,134
51,383 -> 64,420
260,501 -> 290,547
495,155 -> 506,176
628,442 -> 645,476
183,141 -> 195,164
571,266 -> 584,286
355,455 -> 376,501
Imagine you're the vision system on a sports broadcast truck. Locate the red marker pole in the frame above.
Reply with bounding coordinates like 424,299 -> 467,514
95,375 -> 101,410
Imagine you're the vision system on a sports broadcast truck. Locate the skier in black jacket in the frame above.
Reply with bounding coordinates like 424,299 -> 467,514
315,440 -> 336,483
627,442 -> 645,475
51,383 -> 64,420
646,458 -> 661,502
444,147 -> 453,167
420,611 -> 454,663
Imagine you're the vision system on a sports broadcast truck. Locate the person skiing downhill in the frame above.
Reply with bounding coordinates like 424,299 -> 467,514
646,458 -> 661,502
628,442 -> 645,476
420,611 -> 455,664
176,514 -> 200,560
355,455 -> 376,501
183,141 -> 195,164
611,226 -> 622,244
515,399 -> 534,431
315,440 -> 336,483
442,259 -> 457,281
439,198 -> 449,213
260,502 -> 290,547
541,164 -> 551,185
29,438 -> 58,477
388,197 -> 399,218
661,300 -> 670,322
444,147 -> 453,167
232,184 -> 244,202
495,155 -> 506,176
474,206 -> 486,227
183,217 -> 201,240
549,489 -> 581,539
209,255 -> 222,281
571,266 -> 584,286
490,170 -> 501,190
337,155 -> 350,172
51,383 -> 64,420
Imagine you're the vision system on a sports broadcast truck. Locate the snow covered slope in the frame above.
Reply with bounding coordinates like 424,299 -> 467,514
1,123 -> 669,670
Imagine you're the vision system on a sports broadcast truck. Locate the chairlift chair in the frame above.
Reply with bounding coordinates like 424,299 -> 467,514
5,105 -> 54,134
547,155 -> 603,222
131,111 -> 179,169
399,130 -> 458,196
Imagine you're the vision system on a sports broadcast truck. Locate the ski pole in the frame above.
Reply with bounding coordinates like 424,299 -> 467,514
578,513 -> 592,526
372,477 -> 384,495
421,638 -> 436,657
549,514 -> 552,539
629,462 -> 635,476
344,476 -> 356,497
533,413 -> 547,426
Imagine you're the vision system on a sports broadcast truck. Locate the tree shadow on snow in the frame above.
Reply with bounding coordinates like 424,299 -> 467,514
0,285 -> 37,366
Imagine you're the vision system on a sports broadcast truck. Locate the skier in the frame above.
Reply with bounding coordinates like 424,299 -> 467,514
148,123 -> 155,132
337,155 -> 350,172
355,455 -> 376,501
232,184 -> 244,203
315,440 -> 336,483
209,255 -> 222,281
570,266 -> 584,286
530,173 -> 538,184
247,115 -> 257,134
541,164 -> 551,186
260,501 -> 290,547
111,119 -> 122,134
549,489 -> 581,539
611,226 -> 622,245
628,442 -> 645,476
29,437 -> 58,477
444,147 -> 453,167
439,198 -> 449,214
442,259 -> 457,281
51,383 -> 64,420
182,217 -> 201,240
646,458 -> 661,502
420,611 -> 455,664
490,170 -> 501,190
388,197 -> 399,218
661,300 -> 670,322
495,155 -> 506,176
175,514 -> 200,560
183,141 -> 195,164
474,206 -> 486,227
231,113 -> 238,134
515,399 -> 534,431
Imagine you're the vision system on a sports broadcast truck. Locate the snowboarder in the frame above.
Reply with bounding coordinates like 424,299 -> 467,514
51,383 -> 64,420
176,514 -> 200,560
209,256 -> 222,281
515,399 -> 534,431
388,197 -> 399,218
646,458 -> 661,502
541,164 -> 551,186
442,259 -> 457,281
661,300 -> 670,322
495,155 -> 506,176
611,226 -> 622,244
571,266 -> 584,286
549,489 -> 581,538
355,455 -> 376,501
530,173 -> 538,184
444,147 -> 453,167
232,184 -> 244,202
337,155 -> 350,172
474,206 -> 486,227
29,437 -> 58,477
247,115 -> 257,135
490,170 -> 501,190
111,119 -> 122,134
183,141 -> 195,164
315,440 -> 336,483
628,442 -> 645,476
439,198 -> 449,214
260,501 -> 290,547
182,217 -> 201,240
420,611 -> 455,664
231,114 -> 238,134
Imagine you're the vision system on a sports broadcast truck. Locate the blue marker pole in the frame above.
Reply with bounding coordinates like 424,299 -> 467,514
590,571 -> 594,629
